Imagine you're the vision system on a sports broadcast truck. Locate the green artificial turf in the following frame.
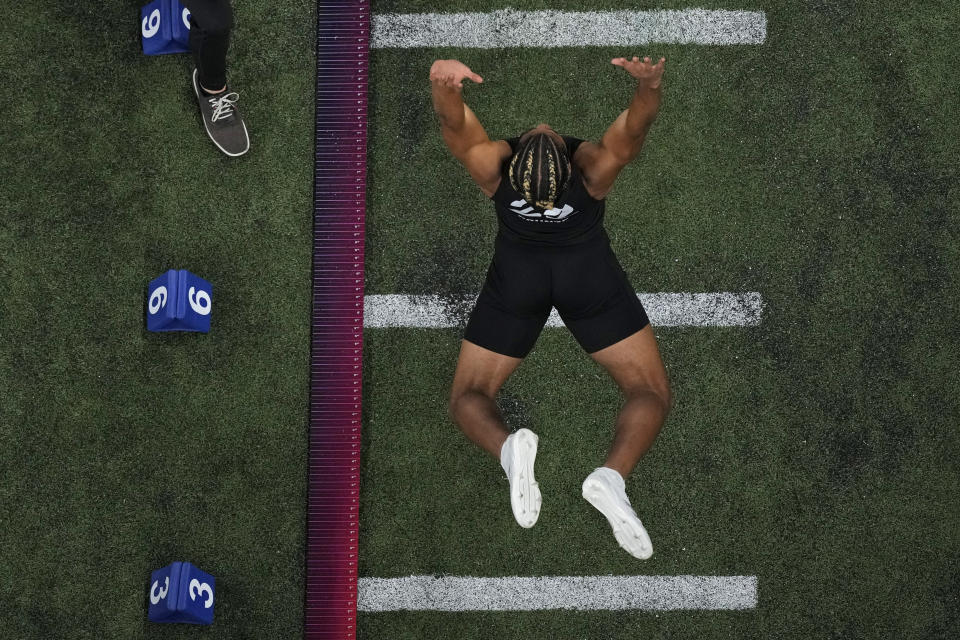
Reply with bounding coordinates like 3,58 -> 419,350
1,0 -> 959,638
0,1 -> 315,637
361,0 -> 960,638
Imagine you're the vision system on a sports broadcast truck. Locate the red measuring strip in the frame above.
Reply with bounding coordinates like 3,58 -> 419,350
306,2 -> 368,638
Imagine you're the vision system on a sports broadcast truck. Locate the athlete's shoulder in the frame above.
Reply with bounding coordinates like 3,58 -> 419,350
485,139 -> 514,175
470,139 -> 512,199
492,139 -> 514,157
570,138 -> 601,171
569,140 -> 609,201
562,135 -> 585,155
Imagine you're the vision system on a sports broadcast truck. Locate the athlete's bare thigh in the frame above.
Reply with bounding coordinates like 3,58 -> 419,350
589,325 -> 670,399
450,339 -> 524,400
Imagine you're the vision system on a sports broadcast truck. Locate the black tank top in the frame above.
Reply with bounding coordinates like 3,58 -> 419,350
490,136 -> 606,246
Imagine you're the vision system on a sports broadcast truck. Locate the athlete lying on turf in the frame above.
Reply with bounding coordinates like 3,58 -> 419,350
431,56 -> 671,560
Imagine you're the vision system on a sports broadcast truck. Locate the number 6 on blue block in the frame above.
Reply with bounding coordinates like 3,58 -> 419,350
141,0 -> 191,56
147,269 -> 212,333
148,561 -> 215,625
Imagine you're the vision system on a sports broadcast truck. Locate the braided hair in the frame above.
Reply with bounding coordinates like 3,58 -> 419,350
508,133 -> 572,210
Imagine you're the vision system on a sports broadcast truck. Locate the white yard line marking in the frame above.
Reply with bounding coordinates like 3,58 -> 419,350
363,293 -> 764,328
358,575 -> 757,611
372,9 -> 767,48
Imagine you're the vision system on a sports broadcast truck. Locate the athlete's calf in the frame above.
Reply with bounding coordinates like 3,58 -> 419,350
448,387 -> 510,459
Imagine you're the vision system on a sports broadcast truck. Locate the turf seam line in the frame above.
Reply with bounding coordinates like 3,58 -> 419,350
363,293 -> 764,328
307,1 -> 368,638
372,9 -> 767,48
358,575 -> 758,611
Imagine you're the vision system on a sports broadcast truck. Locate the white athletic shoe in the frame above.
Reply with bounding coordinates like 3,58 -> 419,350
499,429 -> 542,528
582,467 -> 653,560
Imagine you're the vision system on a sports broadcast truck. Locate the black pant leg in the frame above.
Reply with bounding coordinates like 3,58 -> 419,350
181,0 -> 233,90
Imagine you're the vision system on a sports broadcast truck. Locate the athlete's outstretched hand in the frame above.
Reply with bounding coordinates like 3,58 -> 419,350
430,59 -> 484,89
611,56 -> 666,88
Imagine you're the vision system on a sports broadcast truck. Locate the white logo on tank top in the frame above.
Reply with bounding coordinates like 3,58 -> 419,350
509,199 -> 576,221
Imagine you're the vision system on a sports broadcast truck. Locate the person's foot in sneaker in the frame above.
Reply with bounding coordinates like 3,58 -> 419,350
192,68 -> 249,157
582,466 -> 652,559
500,428 -> 542,528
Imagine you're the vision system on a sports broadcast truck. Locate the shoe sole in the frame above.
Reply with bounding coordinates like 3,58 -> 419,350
508,429 -> 541,528
193,69 -> 250,157
582,477 -> 653,560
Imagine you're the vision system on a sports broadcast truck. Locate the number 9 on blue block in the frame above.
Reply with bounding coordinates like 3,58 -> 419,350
147,269 -> 212,333
148,561 -> 215,625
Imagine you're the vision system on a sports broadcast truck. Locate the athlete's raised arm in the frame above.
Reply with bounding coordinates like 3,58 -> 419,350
575,56 -> 666,200
430,59 -> 512,197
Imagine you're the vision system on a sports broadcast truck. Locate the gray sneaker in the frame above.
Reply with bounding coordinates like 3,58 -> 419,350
192,68 -> 250,157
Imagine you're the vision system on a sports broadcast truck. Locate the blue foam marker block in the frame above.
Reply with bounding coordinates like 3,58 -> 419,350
146,269 -> 178,332
146,269 -> 212,333
141,0 -> 190,56
171,1 -> 192,48
174,562 -> 216,625
178,269 -> 213,333
147,561 -> 184,623
147,562 -> 216,625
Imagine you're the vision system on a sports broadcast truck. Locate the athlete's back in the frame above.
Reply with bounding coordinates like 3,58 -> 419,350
490,136 -> 606,246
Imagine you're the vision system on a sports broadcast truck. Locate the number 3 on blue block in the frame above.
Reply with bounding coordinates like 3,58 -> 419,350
147,562 -> 178,622
148,561 -> 215,625
141,0 -> 191,56
180,567 -> 216,624
147,269 -> 212,333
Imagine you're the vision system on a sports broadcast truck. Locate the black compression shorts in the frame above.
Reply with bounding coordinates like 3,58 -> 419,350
464,231 -> 650,358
